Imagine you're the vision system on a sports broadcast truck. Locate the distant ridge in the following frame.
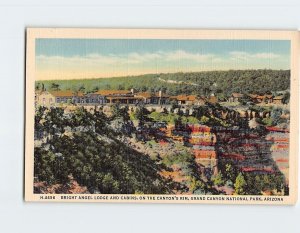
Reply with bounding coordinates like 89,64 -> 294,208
35,69 -> 290,97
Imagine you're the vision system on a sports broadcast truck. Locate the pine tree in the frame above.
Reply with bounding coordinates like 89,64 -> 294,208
234,172 -> 247,195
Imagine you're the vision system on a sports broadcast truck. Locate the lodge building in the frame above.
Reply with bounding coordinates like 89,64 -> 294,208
35,88 -> 286,108
36,89 -> 197,107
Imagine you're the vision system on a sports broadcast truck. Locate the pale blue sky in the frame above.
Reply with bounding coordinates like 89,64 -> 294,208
35,39 -> 291,80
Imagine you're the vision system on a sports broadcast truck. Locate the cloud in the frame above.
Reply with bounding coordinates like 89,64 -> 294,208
36,50 -> 219,68
162,50 -> 217,62
37,50 -> 282,70
35,50 -> 287,80
229,51 -> 281,60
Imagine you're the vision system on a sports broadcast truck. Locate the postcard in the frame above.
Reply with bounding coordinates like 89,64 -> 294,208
25,28 -> 298,204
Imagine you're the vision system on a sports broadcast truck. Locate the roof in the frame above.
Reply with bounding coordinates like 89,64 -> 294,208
232,93 -> 244,98
264,94 -> 273,98
248,94 -> 273,99
173,95 -> 197,101
135,92 -> 153,98
49,90 -> 84,97
208,96 -> 218,103
248,94 -> 258,98
86,93 -> 104,97
94,90 -> 132,96
273,96 -> 284,100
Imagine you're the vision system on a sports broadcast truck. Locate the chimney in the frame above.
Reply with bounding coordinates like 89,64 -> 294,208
131,88 -> 135,94
159,90 -> 162,97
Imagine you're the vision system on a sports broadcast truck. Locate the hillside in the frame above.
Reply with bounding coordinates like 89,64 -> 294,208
36,69 -> 290,97
34,107 -> 175,194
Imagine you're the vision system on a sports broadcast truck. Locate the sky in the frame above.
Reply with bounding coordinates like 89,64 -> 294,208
35,39 -> 291,80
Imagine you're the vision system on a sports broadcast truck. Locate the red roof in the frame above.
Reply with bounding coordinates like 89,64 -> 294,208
135,92 -> 152,98
248,94 -> 258,98
94,90 -> 132,96
264,94 -> 273,99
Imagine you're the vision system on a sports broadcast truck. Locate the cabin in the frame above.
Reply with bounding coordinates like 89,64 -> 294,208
208,95 -> 218,104
248,94 -> 258,100
248,94 -> 273,104
134,91 -> 169,105
194,97 -> 207,106
170,95 -> 197,105
255,95 -> 265,103
170,95 -> 207,106
229,93 -> 244,102
273,96 -> 284,105
264,95 -> 273,104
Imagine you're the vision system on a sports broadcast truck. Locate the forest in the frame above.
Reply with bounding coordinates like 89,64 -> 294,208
34,106 -> 177,194
36,69 -> 290,98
